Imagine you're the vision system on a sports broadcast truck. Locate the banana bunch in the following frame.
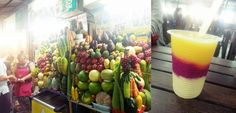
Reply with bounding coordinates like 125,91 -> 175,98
71,86 -> 79,101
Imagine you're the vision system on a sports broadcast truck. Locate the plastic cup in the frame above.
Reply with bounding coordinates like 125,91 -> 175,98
167,30 -> 219,99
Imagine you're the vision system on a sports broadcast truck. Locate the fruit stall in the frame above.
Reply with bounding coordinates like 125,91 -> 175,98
28,0 -> 151,113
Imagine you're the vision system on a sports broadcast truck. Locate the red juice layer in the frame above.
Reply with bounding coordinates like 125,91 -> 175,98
172,55 -> 210,78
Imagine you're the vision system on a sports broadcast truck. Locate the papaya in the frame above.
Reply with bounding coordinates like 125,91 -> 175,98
51,77 -> 60,90
61,57 -> 68,75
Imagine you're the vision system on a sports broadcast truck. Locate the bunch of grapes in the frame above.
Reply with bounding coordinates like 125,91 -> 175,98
144,48 -> 151,64
130,55 -> 141,68
121,56 -> 131,73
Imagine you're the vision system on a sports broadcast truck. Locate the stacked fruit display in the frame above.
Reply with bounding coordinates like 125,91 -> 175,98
68,31 -> 151,113
36,53 -> 53,88
34,30 -> 151,113
33,42 -> 66,92
33,42 -> 56,89
70,39 -> 118,105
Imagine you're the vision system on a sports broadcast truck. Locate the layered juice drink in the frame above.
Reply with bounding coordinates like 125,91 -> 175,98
168,30 -> 219,99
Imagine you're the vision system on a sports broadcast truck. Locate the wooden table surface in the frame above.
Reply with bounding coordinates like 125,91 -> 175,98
150,46 -> 236,113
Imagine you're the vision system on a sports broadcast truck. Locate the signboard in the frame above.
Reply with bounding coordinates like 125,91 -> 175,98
62,0 -> 78,13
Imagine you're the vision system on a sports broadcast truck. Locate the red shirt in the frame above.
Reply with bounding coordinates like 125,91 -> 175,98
13,64 -> 32,96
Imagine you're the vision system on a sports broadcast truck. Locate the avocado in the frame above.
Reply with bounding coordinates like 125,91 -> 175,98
102,32 -> 110,43
111,35 -> 117,44
102,50 -> 110,58
122,36 -> 130,47
107,40 -> 115,52
90,40 -> 98,50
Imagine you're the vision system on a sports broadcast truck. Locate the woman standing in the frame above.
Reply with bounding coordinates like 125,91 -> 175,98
13,53 -> 32,113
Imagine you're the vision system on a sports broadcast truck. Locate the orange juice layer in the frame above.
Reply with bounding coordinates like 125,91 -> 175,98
171,34 -> 217,66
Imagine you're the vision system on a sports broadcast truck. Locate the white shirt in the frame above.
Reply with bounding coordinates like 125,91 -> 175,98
0,59 -> 9,94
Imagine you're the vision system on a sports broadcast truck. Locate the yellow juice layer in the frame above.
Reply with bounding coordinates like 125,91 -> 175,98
169,30 -> 218,66
173,73 -> 206,99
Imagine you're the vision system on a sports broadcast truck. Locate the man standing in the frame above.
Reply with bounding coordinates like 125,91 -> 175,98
0,58 -> 16,113
152,0 -> 166,46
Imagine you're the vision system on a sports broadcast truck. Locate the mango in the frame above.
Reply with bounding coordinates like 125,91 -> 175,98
104,59 -> 110,69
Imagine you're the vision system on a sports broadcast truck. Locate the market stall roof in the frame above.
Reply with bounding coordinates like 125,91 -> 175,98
0,0 -> 30,20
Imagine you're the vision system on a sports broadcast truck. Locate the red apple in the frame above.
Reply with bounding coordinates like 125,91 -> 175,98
84,53 -> 90,58
98,57 -> 104,64
87,64 -> 92,71
80,58 -> 86,64
92,64 -> 97,69
86,58 -> 92,64
91,58 -> 97,64
80,51 -> 86,57
97,64 -> 104,71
